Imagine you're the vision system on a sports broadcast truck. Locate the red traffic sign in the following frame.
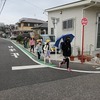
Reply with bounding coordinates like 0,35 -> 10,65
81,18 -> 88,26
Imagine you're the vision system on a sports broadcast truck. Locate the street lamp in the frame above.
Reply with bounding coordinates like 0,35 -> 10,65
51,17 -> 59,60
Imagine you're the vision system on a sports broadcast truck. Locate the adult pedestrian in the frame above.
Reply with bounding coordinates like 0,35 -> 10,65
43,39 -> 51,64
29,37 -> 35,53
59,36 -> 72,71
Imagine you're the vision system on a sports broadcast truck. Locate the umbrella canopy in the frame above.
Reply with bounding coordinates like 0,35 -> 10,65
54,33 -> 75,47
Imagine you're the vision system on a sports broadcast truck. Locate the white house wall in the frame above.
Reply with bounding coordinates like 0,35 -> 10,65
48,6 -> 84,55
83,7 -> 100,53
48,5 -> 100,55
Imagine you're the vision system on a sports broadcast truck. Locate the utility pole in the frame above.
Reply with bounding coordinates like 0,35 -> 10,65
51,17 -> 59,60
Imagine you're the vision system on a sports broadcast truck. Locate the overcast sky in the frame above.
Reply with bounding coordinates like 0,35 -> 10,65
0,0 -> 79,25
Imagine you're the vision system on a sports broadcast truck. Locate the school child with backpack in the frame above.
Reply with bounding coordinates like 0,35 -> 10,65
43,39 -> 51,64
36,40 -> 42,59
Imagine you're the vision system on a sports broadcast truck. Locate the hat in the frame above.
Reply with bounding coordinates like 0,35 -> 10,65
66,36 -> 70,39
46,39 -> 50,43
32,36 -> 34,38
37,39 -> 41,43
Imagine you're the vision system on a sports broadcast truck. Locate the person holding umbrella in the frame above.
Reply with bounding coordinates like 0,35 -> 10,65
59,36 -> 72,71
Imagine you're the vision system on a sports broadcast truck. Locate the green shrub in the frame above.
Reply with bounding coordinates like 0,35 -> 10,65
16,35 -> 23,44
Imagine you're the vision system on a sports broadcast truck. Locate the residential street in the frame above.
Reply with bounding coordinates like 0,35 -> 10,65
0,38 -> 100,100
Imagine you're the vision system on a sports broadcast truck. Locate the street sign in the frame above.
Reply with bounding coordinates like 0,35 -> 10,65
81,17 -> 88,26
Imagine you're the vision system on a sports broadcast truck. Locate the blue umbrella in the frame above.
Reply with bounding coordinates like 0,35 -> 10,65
54,33 -> 75,47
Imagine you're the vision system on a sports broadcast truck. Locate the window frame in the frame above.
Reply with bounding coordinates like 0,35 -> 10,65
51,28 -> 54,35
62,18 -> 74,30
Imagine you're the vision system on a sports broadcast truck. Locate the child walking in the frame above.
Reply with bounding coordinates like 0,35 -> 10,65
29,37 -> 35,53
43,39 -> 51,63
36,40 -> 42,59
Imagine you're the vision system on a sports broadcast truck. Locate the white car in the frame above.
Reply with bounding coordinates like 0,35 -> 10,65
10,35 -> 17,40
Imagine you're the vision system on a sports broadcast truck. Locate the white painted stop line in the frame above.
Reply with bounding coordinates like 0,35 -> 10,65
12,65 -> 48,70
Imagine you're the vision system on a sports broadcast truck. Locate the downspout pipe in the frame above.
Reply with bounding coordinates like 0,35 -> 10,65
82,1 -> 97,17
81,0 -> 97,54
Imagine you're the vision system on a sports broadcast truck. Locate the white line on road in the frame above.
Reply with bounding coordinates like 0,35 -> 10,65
96,67 -> 100,70
48,66 -> 100,74
11,53 -> 19,58
12,65 -> 48,70
8,46 -> 13,48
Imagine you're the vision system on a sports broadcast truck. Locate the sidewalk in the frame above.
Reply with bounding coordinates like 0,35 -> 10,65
29,49 -> 100,66
27,48 -> 100,71
13,40 -> 100,67
24,45 -> 100,65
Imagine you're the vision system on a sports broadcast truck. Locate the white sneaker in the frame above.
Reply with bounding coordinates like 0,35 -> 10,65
67,68 -> 71,72
59,62 -> 61,67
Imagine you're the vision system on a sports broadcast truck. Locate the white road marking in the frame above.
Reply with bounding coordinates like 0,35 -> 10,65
9,48 -> 16,52
8,46 -> 13,48
72,69 -> 100,73
96,67 -> 100,70
12,65 -> 48,70
48,66 -> 100,74
11,53 -> 19,58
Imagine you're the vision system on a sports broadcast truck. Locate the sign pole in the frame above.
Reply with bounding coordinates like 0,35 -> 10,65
81,17 -> 88,64
81,25 -> 84,64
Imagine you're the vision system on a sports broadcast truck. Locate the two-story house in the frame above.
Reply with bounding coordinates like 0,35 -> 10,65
17,18 -> 46,34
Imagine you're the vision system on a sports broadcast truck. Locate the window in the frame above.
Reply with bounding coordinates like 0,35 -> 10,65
63,19 -> 74,29
49,36 -> 55,42
18,23 -> 21,27
24,23 -> 28,26
28,23 -> 30,27
30,23 -> 34,27
34,24 -> 38,27
51,28 -> 54,34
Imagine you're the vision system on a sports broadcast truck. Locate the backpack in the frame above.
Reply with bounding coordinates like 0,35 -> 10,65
60,42 -> 64,51
43,44 -> 47,51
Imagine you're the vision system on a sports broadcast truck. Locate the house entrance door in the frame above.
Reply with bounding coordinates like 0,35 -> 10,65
97,15 -> 100,48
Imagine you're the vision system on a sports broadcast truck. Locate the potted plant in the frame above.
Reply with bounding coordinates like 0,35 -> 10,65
70,55 -> 75,61
78,55 -> 86,62
86,55 -> 92,62
77,47 -> 80,56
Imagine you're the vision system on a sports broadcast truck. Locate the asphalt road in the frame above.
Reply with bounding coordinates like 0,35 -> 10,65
0,38 -> 100,100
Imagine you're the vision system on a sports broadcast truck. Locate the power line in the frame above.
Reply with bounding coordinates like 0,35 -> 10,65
0,0 -> 7,15
24,0 -> 44,11
23,0 -> 48,16
0,0 -> 3,8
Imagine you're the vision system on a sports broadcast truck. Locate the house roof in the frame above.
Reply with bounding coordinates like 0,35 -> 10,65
32,22 -> 48,29
19,18 -> 46,24
46,0 -> 99,12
